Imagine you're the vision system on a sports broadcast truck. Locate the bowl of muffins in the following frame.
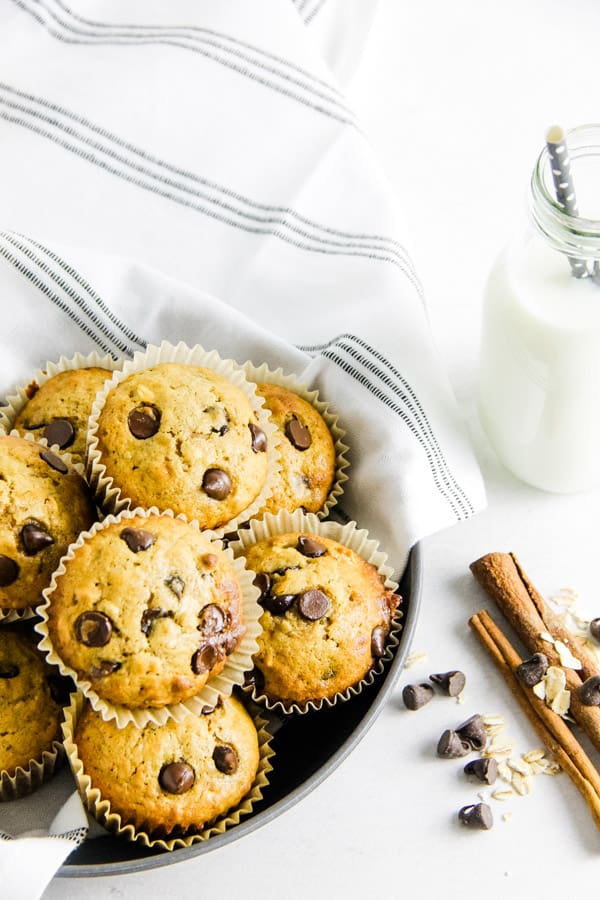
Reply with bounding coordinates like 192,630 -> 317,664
0,341 -> 421,875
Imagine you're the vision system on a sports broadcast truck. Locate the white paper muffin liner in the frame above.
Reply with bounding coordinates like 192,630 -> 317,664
241,362 -> 349,520
34,506 -> 263,729
85,341 -> 279,538
0,350 -> 123,449
230,509 -> 402,715
0,430 -> 92,623
62,691 -> 274,850
0,739 -> 64,803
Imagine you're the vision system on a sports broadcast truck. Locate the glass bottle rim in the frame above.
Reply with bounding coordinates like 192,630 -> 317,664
530,123 -> 600,259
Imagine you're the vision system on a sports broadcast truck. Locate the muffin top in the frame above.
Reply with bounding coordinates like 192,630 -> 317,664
46,514 -> 246,709
254,383 -> 335,516
13,367 -> 112,465
94,363 -> 269,529
0,630 -> 63,775
73,695 -> 260,835
242,532 -> 398,707
0,434 -> 96,610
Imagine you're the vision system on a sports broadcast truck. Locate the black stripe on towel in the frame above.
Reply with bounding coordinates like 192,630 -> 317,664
0,232 -> 139,356
0,86 -> 421,292
13,0 -> 354,127
299,334 -> 474,518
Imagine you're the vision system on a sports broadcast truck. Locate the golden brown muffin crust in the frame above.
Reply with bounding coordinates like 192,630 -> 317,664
254,383 -> 335,515
0,434 -> 96,610
94,364 -> 269,529
14,367 -> 111,465
74,696 -> 260,834
0,630 -> 63,775
47,514 -> 246,709
243,532 -> 398,706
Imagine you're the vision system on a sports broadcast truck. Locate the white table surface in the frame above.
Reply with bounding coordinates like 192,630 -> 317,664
41,0 -> 600,896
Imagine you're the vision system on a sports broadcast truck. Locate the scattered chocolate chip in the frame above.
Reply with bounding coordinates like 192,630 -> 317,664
464,757 -> 498,785
437,729 -> 471,758
515,653 -> 548,687
201,705 -> 215,715
456,714 -> 487,752
46,673 -> 74,704
285,416 -> 312,450
141,608 -> 171,635
248,422 -> 267,452
127,404 -> 161,439
75,611 -> 113,647
89,660 -> 121,678
371,625 -> 387,658
165,574 -> 185,598
0,663 -> 19,678
191,642 -> 224,674
120,527 -> 156,553
579,675 -> 600,706
159,761 -> 195,795
297,589 -> 330,621
253,572 -> 271,603
243,667 -> 265,693
402,683 -> 434,710
202,468 -> 232,500
40,450 -> 68,474
458,802 -> 493,830
261,592 -> 296,615
213,744 -> 239,775
590,618 -> 600,642
198,604 -> 226,635
429,670 -> 466,697
297,536 -> 327,558
21,521 -> 54,555
44,418 -> 75,449
0,555 -> 19,586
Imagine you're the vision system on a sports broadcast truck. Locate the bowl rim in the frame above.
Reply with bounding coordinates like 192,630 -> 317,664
58,543 -> 423,877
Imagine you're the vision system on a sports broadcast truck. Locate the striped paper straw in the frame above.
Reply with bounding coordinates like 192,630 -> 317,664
545,125 -> 588,278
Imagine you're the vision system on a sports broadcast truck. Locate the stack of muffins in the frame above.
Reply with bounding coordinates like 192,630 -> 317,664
0,342 -> 401,851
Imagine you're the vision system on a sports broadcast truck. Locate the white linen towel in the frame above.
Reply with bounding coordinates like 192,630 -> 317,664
0,0 -> 486,894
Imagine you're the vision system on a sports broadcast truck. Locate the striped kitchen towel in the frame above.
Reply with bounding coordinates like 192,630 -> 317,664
0,0 -> 485,578
0,1 -> 485,892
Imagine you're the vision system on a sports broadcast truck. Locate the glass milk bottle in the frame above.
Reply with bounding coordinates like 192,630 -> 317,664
478,124 -> 600,493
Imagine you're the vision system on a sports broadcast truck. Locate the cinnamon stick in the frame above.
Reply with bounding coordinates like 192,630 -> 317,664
510,553 -> 600,681
470,609 -> 600,830
470,552 -> 600,755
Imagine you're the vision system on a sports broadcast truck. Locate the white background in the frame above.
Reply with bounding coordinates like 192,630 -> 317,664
43,0 -> 600,896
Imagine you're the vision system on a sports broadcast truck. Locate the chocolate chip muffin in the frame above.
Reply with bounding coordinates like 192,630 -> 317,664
242,531 -> 399,708
254,383 -> 336,516
0,629 -> 63,785
45,513 -> 247,710
0,434 -> 96,611
72,695 -> 260,836
92,363 -> 270,530
13,367 -> 112,465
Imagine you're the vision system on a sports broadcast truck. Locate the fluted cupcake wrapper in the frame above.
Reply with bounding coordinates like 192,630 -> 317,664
229,509 -> 402,715
0,430 -> 90,623
0,740 -> 63,803
62,692 -> 274,850
34,506 -> 263,729
240,361 -> 349,520
85,341 -> 279,537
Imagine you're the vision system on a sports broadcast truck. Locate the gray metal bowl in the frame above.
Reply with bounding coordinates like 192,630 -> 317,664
59,544 -> 422,877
